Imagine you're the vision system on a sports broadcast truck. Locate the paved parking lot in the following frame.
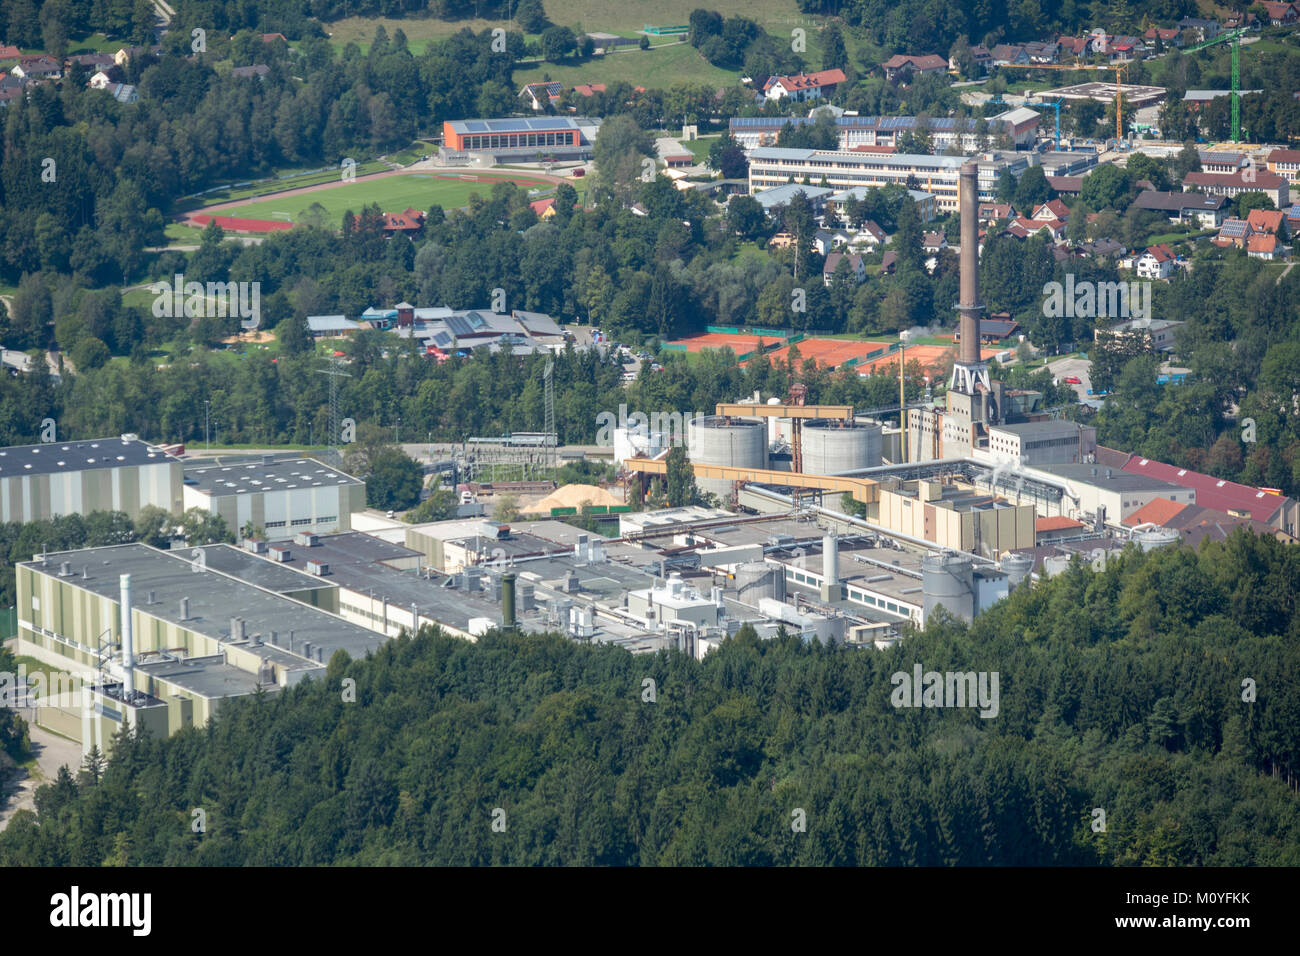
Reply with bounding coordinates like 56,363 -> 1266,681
1046,356 -> 1094,400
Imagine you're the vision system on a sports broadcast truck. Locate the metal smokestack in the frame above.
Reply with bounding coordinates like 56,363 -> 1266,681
958,161 -> 982,367
119,573 -> 135,697
502,572 -> 517,631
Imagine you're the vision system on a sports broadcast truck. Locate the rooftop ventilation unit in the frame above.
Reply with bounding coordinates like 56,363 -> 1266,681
269,546 -> 291,562
305,560 -> 329,576
244,539 -> 268,554
294,532 -> 319,547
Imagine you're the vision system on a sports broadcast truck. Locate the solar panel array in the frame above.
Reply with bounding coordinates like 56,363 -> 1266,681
452,117 -> 579,134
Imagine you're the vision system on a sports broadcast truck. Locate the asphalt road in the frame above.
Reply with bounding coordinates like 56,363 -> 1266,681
1046,355 -> 1095,400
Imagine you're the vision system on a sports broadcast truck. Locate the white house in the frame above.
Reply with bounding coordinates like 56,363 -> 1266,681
1135,243 -> 1176,279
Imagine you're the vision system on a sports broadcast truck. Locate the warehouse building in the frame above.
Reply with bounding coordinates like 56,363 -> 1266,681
440,116 -> 601,162
182,455 -> 366,539
984,421 -> 1098,466
0,434 -> 183,523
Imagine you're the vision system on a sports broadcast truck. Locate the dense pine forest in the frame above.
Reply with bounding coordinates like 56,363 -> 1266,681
1,530 -> 1297,865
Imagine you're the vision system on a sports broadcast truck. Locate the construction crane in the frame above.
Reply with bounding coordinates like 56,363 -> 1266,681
1231,32 -> 1241,143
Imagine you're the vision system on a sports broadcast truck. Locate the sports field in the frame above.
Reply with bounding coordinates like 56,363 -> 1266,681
762,338 -> 894,369
218,172 -> 557,225
667,332 -> 775,354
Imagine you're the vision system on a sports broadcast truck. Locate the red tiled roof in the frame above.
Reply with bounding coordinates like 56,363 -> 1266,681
1123,497 -> 1189,527
1121,456 -> 1289,522
1144,243 -> 1175,262
1267,147 -> 1300,164
1247,234 -> 1279,253
764,68 -> 848,91
1185,170 -> 1287,189
1246,208 -> 1285,234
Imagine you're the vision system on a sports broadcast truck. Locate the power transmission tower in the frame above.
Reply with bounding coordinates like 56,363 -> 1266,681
315,358 -> 352,446
543,355 -> 557,475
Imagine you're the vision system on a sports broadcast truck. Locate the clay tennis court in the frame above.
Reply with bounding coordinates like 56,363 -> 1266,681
668,332 -> 774,354
760,338 -> 894,369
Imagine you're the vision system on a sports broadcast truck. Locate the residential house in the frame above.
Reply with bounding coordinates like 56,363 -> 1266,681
823,252 -> 867,285
1078,238 -> 1125,259
1214,217 -> 1252,248
529,198 -> 557,219
1286,203 -> 1300,236
1183,169 -> 1289,208
519,81 -> 563,111
379,209 -> 425,236
813,228 -> 853,255
762,68 -> 848,102
12,55 -> 60,81
1047,176 -> 1083,197
951,44 -> 993,74
1007,217 -> 1065,241
853,220 -> 888,247
1261,1 -> 1299,25
66,52 -> 116,72
1135,243 -> 1176,279
1224,11 -> 1260,30
880,251 -> 898,275
0,75 -> 26,108
978,202 -> 1015,223
989,44 -> 1030,66
1032,199 -> 1071,222
1056,36 -> 1094,58
1247,234 -> 1283,259
880,55 -> 947,82
261,33 -> 289,44
0,45 -> 21,66
1266,147 -> 1300,188
1133,189 -> 1228,228
1023,40 -> 1060,63
922,230 -> 947,253
1142,27 -> 1182,47
1178,17 -> 1221,42
1246,208 -> 1285,236
571,83 -> 607,98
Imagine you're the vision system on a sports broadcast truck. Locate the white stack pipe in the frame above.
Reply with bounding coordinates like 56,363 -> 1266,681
119,573 -> 135,697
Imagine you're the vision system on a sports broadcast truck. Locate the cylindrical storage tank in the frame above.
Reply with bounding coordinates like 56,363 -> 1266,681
766,397 -> 782,446
922,550 -> 975,624
1134,528 -> 1179,551
1001,552 -> 1034,592
800,420 -> 883,476
686,416 -> 767,498
1042,555 -> 1072,577
735,561 -> 786,605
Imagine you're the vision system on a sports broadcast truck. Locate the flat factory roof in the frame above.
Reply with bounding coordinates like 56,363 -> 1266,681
183,457 -> 362,496
0,436 -> 180,478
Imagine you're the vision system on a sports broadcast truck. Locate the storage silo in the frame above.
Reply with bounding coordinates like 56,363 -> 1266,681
1000,552 -> 1034,592
1134,528 -> 1179,551
922,550 -> 975,624
686,415 -> 767,498
1041,555 -> 1072,577
734,561 -> 786,606
800,420 -> 883,475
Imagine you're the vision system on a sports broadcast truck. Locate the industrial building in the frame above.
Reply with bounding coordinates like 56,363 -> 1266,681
729,110 -> 1042,153
984,421 -> 1098,466
0,435 -> 184,523
746,149 -> 1030,213
181,455 -> 367,539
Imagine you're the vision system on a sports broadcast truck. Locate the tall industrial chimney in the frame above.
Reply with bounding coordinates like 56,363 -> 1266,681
952,161 -> 990,394
119,573 -> 135,698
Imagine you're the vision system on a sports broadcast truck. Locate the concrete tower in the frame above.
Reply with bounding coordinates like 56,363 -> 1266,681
950,161 -> 990,394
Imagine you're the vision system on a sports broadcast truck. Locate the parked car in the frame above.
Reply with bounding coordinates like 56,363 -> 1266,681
1064,376 -> 1082,384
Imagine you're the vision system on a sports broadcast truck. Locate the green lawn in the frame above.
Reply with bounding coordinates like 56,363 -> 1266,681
513,43 -> 739,90
328,1 -> 801,50
681,135 -> 717,161
223,171 -> 556,224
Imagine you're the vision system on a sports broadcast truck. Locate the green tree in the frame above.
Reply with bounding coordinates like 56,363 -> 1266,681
366,448 -> 423,511
665,445 -> 699,507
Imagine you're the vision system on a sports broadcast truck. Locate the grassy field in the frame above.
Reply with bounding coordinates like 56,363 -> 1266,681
513,43 -> 740,89
328,1 -> 803,49
222,172 -> 555,224
181,158 -> 396,209
681,135 -> 717,161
